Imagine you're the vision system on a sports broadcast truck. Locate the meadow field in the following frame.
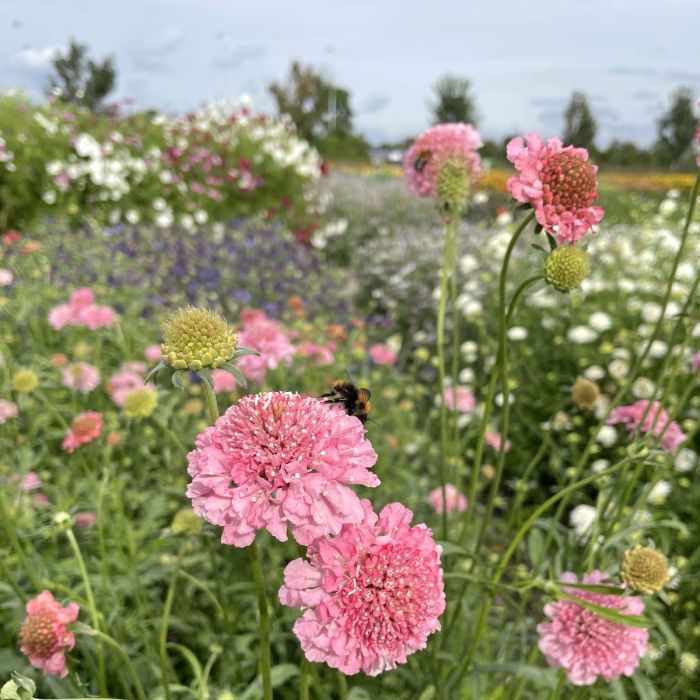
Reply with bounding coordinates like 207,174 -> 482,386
1,94 -> 699,700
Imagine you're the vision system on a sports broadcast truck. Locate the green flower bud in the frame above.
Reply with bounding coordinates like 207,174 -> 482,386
544,246 -> 590,292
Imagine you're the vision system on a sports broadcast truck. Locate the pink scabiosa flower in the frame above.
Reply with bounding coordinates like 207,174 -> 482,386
368,343 -> 398,366
62,412 -> 103,453
212,368 -> 237,393
74,511 -> 98,530
48,288 -> 117,330
106,369 -> 145,407
443,386 -> 475,413
186,391 -> 379,547
0,398 -> 18,424
61,362 -> 100,394
404,124 -> 482,201
296,341 -> 335,367
0,267 -> 13,286
506,134 -> 604,244
144,344 -> 163,362
428,483 -> 468,515
279,500 -> 445,675
537,571 -> 648,686
485,431 -> 512,453
19,590 -> 80,678
608,399 -> 687,454
237,310 -> 295,383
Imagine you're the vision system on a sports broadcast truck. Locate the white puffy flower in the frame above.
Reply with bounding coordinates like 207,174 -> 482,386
596,425 -> 617,447
496,210 -> 513,226
459,254 -> 479,274
608,359 -> 629,380
641,302 -> 662,324
648,480 -> 671,504
194,210 -> 208,225
632,377 -> 655,399
42,190 -> 57,204
659,199 -> 677,216
647,340 -> 668,358
570,504 -> 597,538
125,209 -> 140,224
507,326 -> 528,341
460,341 -> 478,361
152,197 -> 167,211
591,459 -> 610,473
584,365 -> 605,381
588,312 -> 612,332
155,210 -> 174,228
74,133 -> 101,159
674,448 -> 697,473
458,368 -> 474,384
567,326 -> 598,344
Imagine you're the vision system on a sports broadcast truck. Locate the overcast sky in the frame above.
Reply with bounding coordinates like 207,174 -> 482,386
2,0 -> 699,146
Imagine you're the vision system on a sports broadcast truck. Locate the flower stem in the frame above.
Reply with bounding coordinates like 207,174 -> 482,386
248,541 -> 272,700
299,655 -> 310,700
66,527 -> 107,696
159,548 -> 186,700
202,381 -> 220,423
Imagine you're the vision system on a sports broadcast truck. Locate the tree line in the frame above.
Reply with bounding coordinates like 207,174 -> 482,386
44,42 -> 699,170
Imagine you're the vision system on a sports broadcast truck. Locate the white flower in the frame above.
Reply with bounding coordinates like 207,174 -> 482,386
570,504 -> 597,538
194,210 -> 208,225
647,340 -> 668,358
591,459 -> 610,473
496,210 -> 513,226
584,365 -> 605,381
648,480 -> 671,504
459,254 -> 479,275
42,190 -> 57,204
588,312 -> 612,332
659,199 -> 677,216
632,377 -> 655,399
458,368 -> 474,384
596,425 -> 617,447
608,359 -> 629,380
153,197 -> 167,212
155,210 -> 174,228
641,302 -> 662,324
674,448 -> 697,473
74,133 -> 101,159
460,341 -> 478,361
180,214 -> 194,230
0,268 -> 13,286
507,326 -> 528,341
125,209 -> 140,224
567,326 -> 598,344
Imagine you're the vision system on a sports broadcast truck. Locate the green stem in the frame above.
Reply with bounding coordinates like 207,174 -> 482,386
248,541 -> 272,700
202,382 -> 220,423
66,527 -> 107,696
505,275 -> 543,324
159,548 -> 186,700
300,655 -> 310,700
449,210 -> 462,474
336,670 -> 348,700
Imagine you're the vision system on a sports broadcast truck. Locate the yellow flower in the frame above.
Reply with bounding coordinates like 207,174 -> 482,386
12,369 -> 39,393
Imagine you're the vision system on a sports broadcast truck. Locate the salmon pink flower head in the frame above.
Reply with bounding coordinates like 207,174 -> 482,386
212,368 -> 237,393
279,500 -> 445,675
144,344 -> 162,362
107,367 -> 145,407
61,362 -> 100,394
186,391 -> 379,547
368,343 -> 398,366
443,386 -> 475,413
48,288 -> 117,330
428,483 -> 468,514
506,134 -> 604,244
237,310 -> 295,383
0,398 -> 18,424
485,430 -> 512,453
537,571 -> 648,685
608,399 -> 687,454
62,411 -> 103,453
404,123 -> 482,201
19,590 -> 80,678
296,341 -> 335,367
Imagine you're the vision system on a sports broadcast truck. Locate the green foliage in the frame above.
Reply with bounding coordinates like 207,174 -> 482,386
316,133 -> 370,163
430,73 -> 478,125
563,91 -> 597,151
654,86 -> 699,168
48,40 -> 116,113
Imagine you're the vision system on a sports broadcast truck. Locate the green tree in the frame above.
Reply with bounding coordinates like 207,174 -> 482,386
47,40 -> 116,112
430,74 -> 477,125
654,86 -> 698,168
563,92 -> 597,151
269,61 -> 353,141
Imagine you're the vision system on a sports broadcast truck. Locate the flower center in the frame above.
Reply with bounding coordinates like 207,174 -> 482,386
338,543 -> 433,650
540,152 -> 596,212
73,415 -> 100,437
20,613 -> 57,655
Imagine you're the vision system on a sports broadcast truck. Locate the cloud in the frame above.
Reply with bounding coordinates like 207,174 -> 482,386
131,28 -> 184,73
212,44 -> 266,70
530,96 -> 567,109
664,69 -> 700,84
609,66 -> 658,78
12,46 -> 61,70
630,90 -> 657,102
360,94 -> 390,114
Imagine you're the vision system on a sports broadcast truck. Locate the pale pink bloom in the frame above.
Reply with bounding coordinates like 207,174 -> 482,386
279,500 -> 445,676
186,391 -> 379,547
485,431 -> 512,453
237,310 -> 295,383
368,343 -> 398,366
506,134 -> 604,244
22,472 -> 43,490
34,492 -> 50,506
48,288 -> 117,330
608,399 -> 687,454
404,123 -> 483,199
443,386 -> 475,413
61,362 -> 100,394
212,369 -> 237,393
0,398 -> 18,423
106,370 -> 144,406
62,412 -> 103,453
692,352 -> 700,374
428,483 -> 468,514
144,344 -> 163,362
74,511 -> 98,529
537,571 -> 648,686
20,590 -> 80,678
0,268 -> 13,286
296,341 -> 335,367
121,361 -> 147,375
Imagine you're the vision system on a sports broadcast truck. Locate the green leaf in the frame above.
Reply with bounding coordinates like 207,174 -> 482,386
171,371 -> 184,390
472,663 -> 559,689
233,345 -> 260,358
166,642 -> 202,684
545,232 -> 558,250
631,673 -> 659,700
221,362 -> 247,389
436,541 -> 471,557
554,580 -> 626,596
557,592 -> 652,628
198,368 -> 214,389
145,360 -> 166,384
610,678 -> 629,700
239,663 -> 299,700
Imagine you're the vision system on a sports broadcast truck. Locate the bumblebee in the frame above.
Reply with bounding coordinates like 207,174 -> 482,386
322,380 -> 371,424
413,149 -> 432,172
